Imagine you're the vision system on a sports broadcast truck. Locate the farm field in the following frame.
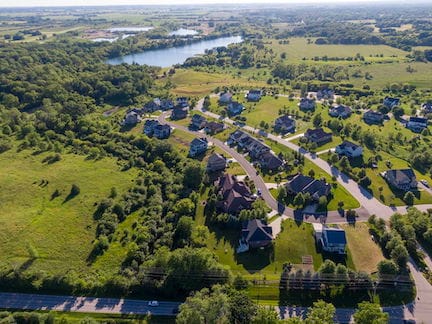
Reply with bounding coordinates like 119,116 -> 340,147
269,38 -> 408,62
0,145 -> 138,276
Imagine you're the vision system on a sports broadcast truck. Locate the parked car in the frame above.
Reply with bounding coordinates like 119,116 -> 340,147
148,301 -> 159,307
421,179 -> 429,187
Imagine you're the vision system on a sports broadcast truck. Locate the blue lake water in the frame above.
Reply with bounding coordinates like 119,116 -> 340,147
106,35 -> 242,67
108,27 -> 154,32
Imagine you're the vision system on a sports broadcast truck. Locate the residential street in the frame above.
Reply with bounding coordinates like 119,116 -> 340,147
193,97 -> 432,221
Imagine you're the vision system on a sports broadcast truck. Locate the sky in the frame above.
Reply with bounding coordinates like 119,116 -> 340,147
0,0 -> 409,8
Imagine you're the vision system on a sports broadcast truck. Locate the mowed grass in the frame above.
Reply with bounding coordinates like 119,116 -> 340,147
163,69 -> 266,96
269,38 -> 407,62
0,147 -> 137,275
340,223 -> 385,274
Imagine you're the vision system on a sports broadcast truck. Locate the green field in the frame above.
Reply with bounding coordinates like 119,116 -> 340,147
269,38 -> 407,62
0,146 -> 138,275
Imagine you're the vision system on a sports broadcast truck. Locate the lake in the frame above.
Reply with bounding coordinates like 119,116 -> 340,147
108,27 -> 154,32
106,35 -> 242,67
169,28 -> 198,36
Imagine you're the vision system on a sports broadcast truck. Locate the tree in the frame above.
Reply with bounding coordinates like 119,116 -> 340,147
293,193 -> 305,208
173,216 -> 194,247
319,260 -> 336,275
183,162 -> 204,190
403,191 -> 415,205
174,198 -> 196,217
176,285 -> 230,324
318,196 -> 328,209
353,302 -> 389,324
339,156 -> 350,170
359,176 -> 371,188
306,300 -> 335,324
391,244 -> 409,269
251,306 -> 279,324
277,186 -> 287,202
377,260 -> 399,278
312,114 -> 322,127
229,291 -> 257,324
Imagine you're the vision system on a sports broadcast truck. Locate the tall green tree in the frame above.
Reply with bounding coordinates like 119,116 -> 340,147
353,302 -> 389,324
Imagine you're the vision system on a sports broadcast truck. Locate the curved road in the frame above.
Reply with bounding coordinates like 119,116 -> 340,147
193,97 -> 432,221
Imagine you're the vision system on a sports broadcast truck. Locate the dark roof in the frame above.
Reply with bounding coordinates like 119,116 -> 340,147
330,105 -> 351,115
191,114 -> 206,122
205,121 -> 224,131
208,153 -> 226,165
242,219 -> 273,243
385,169 -> 416,184
217,174 -> 254,213
324,227 -> 347,245
190,138 -> 207,147
409,117 -> 428,124
260,151 -> 283,170
364,110 -> 383,119
286,174 -> 331,197
276,115 -> 295,125
337,140 -> 361,151
248,89 -> 262,95
305,128 -> 332,140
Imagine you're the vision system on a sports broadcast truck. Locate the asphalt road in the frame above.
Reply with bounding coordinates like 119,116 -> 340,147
0,292 -> 181,316
193,97 -> 432,221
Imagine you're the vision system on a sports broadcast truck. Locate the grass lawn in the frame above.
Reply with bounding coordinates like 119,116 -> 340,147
163,69 -> 266,96
340,223 -> 385,274
0,146 -> 138,276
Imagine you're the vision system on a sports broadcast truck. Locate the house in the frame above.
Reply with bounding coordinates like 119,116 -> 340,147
285,174 -> 331,200
335,141 -> 363,158
121,111 -> 142,126
363,110 -> 384,124
329,104 -> 352,118
227,129 -> 247,146
190,114 -> 207,130
406,117 -> 428,133
207,153 -> 227,172
383,97 -> 400,109
227,101 -> 244,116
239,219 -> 273,252
189,138 -> 208,157
383,169 -> 417,191
259,151 -> 284,170
143,98 -> 161,113
176,97 -> 189,108
219,92 -> 233,105
298,98 -> 316,111
160,99 -> 174,110
320,226 -> 347,254
171,106 -> 188,120
204,121 -> 225,134
153,124 -> 171,139
317,89 -> 334,100
421,103 -> 432,115
274,115 -> 296,133
304,128 -> 333,146
215,174 -> 255,214
144,119 -> 159,136
144,120 -> 171,139
246,139 -> 270,159
246,89 -> 263,102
